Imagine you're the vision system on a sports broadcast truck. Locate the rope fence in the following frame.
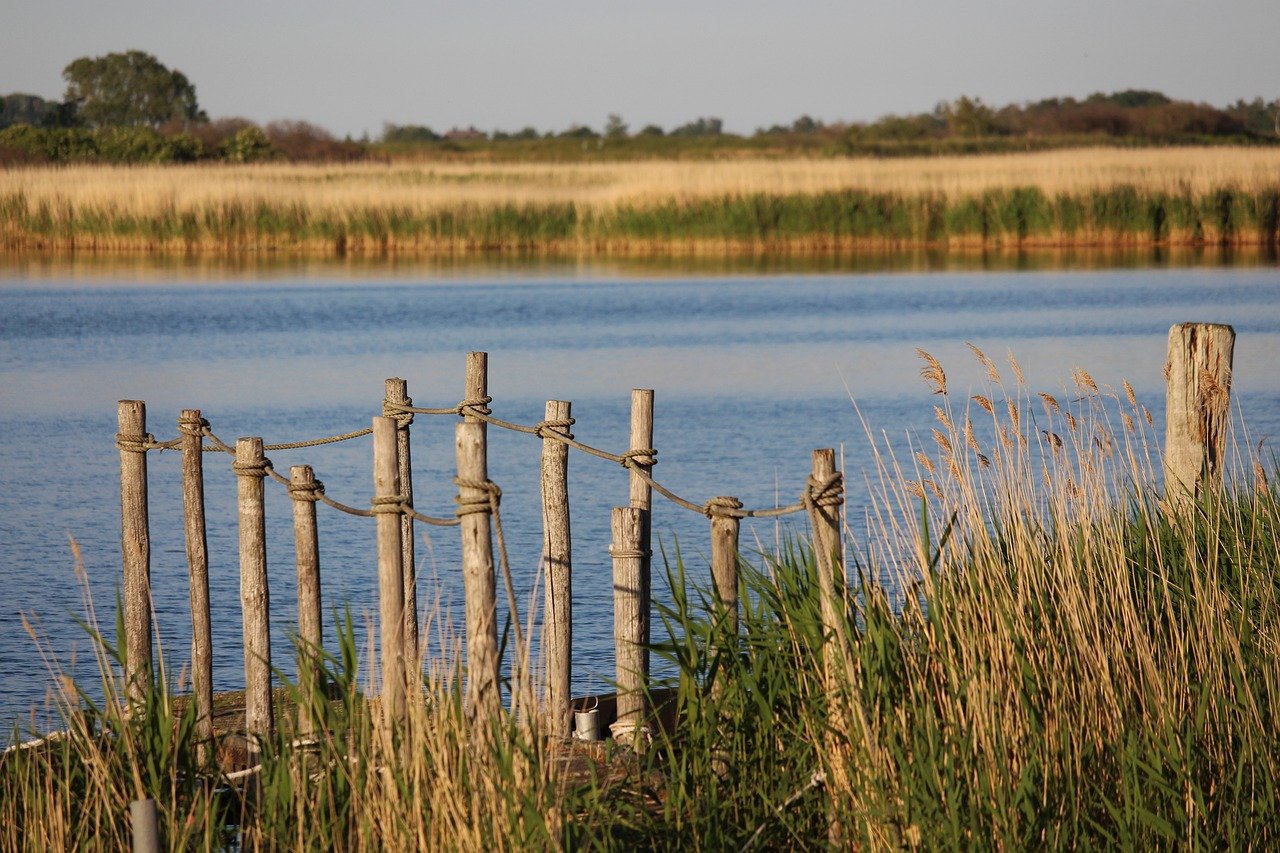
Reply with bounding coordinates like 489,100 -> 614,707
113,350 -> 847,754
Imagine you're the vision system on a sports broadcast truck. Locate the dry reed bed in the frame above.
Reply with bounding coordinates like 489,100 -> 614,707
2,147 -> 1279,253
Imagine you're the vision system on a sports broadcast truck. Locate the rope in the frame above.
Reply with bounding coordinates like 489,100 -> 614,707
381,396 -> 414,428
231,458 -> 270,478
454,477 -> 501,517
704,496 -> 744,519
608,548 -> 653,559
535,417 -> 575,441
263,428 -> 373,451
619,448 -> 658,468
288,480 -> 323,502
804,472 -> 844,510
176,415 -> 209,437
370,495 -> 408,515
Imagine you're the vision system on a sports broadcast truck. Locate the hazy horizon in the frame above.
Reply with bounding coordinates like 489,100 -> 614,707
3,1 -> 1278,138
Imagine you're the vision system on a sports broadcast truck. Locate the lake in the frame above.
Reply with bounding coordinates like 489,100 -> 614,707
2,254 -> 1279,733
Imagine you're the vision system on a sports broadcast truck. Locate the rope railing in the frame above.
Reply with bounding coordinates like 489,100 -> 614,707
119,396 -> 817,521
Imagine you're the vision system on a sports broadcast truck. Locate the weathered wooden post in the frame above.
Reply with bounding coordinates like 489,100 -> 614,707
129,797 -> 160,853
372,417 -> 407,727
611,506 -> 648,750
117,400 -> 152,704
807,449 -> 844,640
627,389 -> 655,680
289,464 -> 322,735
708,497 -> 742,638
234,437 -> 273,744
457,352 -> 500,725
178,410 -> 213,752
540,400 -> 574,738
384,377 -> 418,664
1164,323 -> 1235,502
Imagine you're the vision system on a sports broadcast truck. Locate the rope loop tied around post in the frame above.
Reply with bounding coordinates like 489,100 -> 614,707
454,476 -> 502,516
176,415 -> 210,436
115,432 -> 158,454
535,417 -> 576,441
459,395 -> 493,418
704,495 -> 745,519
619,448 -> 658,469
609,547 -> 654,559
232,457 -> 272,478
381,396 -> 414,429
370,494 -> 409,515
288,480 -> 325,502
804,472 -> 844,510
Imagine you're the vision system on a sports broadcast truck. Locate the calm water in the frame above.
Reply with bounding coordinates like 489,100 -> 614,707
2,261 -> 1279,733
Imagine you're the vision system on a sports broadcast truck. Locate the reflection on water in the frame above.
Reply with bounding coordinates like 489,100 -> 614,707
1,243 -> 1277,285
1,256 -> 1278,733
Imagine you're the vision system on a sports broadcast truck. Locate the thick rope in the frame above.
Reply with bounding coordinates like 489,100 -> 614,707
288,481 -> 324,502
381,396 -> 414,428
803,472 -> 844,510
704,496 -> 745,519
535,417 -> 575,441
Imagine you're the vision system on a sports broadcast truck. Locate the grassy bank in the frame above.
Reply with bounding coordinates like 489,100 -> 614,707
3,355 -> 1279,848
2,148 -> 1279,255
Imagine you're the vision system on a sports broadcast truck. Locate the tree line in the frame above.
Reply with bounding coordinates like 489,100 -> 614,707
2,51 -> 1277,165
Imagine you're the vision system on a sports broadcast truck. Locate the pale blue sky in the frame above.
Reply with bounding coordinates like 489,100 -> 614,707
4,1 -> 1278,138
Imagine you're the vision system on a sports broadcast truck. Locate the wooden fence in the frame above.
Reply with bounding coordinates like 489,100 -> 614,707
114,323 -> 1235,753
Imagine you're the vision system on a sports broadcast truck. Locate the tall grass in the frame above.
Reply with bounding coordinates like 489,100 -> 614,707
2,149 -> 1279,254
3,354 -> 1278,848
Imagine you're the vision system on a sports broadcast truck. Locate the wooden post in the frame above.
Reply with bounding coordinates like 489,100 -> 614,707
458,352 -> 500,724
1164,323 -> 1235,501
627,389 -> 654,680
373,417 -> 406,726
129,798 -> 160,853
234,437 -> 273,744
611,506 -> 648,750
385,378 -> 418,665
540,400 -> 573,738
289,464 -> 322,735
178,410 -> 213,752
709,497 -> 742,638
807,449 -> 844,641
117,400 -> 152,704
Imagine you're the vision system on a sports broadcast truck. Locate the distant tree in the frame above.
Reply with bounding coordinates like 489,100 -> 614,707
604,113 -> 629,138
637,124 -> 665,136
382,123 -> 441,143
670,117 -> 722,136
512,126 -> 540,140
62,50 -> 206,128
943,96 -> 996,136
559,124 -> 599,139
790,114 -> 821,133
1093,89 -> 1171,109
0,93 -> 77,130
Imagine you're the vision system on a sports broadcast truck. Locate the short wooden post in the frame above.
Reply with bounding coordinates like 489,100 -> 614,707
627,389 -> 655,680
540,400 -> 573,738
808,449 -> 844,637
457,352 -> 500,724
117,400 -> 152,704
178,410 -> 213,753
129,797 -> 160,853
234,437 -> 274,744
1164,323 -> 1235,501
611,506 -> 648,750
384,378 -> 418,664
708,497 -> 742,638
289,464 -> 322,735
372,417 -> 407,726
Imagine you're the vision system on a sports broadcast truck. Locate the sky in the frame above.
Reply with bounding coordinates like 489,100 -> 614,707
4,0 -> 1278,139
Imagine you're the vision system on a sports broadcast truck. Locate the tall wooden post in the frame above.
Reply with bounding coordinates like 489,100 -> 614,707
1164,323 -> 1235,501
611,506 -> 648,750
458,352 -> 500,725
373,417 -> 407,727
540,400 -> 573,738
385,378 -> 418,664
117,400 -> 152,704
708,497 -> 742,638
234,437 -> 274,744
289,464 -> 322,736
627,389 -> 654,680
179,410 -> 213,751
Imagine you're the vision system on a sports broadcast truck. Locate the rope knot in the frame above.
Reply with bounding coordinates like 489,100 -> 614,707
619,448 -> 657,469
370,494 -> 408,514
453,476 -> 501,516
176,416 -> 209,437
382,399 -> 415,429
535,417 -> 576,441
115,432 -> 156,454
288,480 -> 325,502
608,547 -> 653,559
458,396 -> 493,418
232,458 -> 272,478
804,472 -> 844,510
704,496 -> 744,518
